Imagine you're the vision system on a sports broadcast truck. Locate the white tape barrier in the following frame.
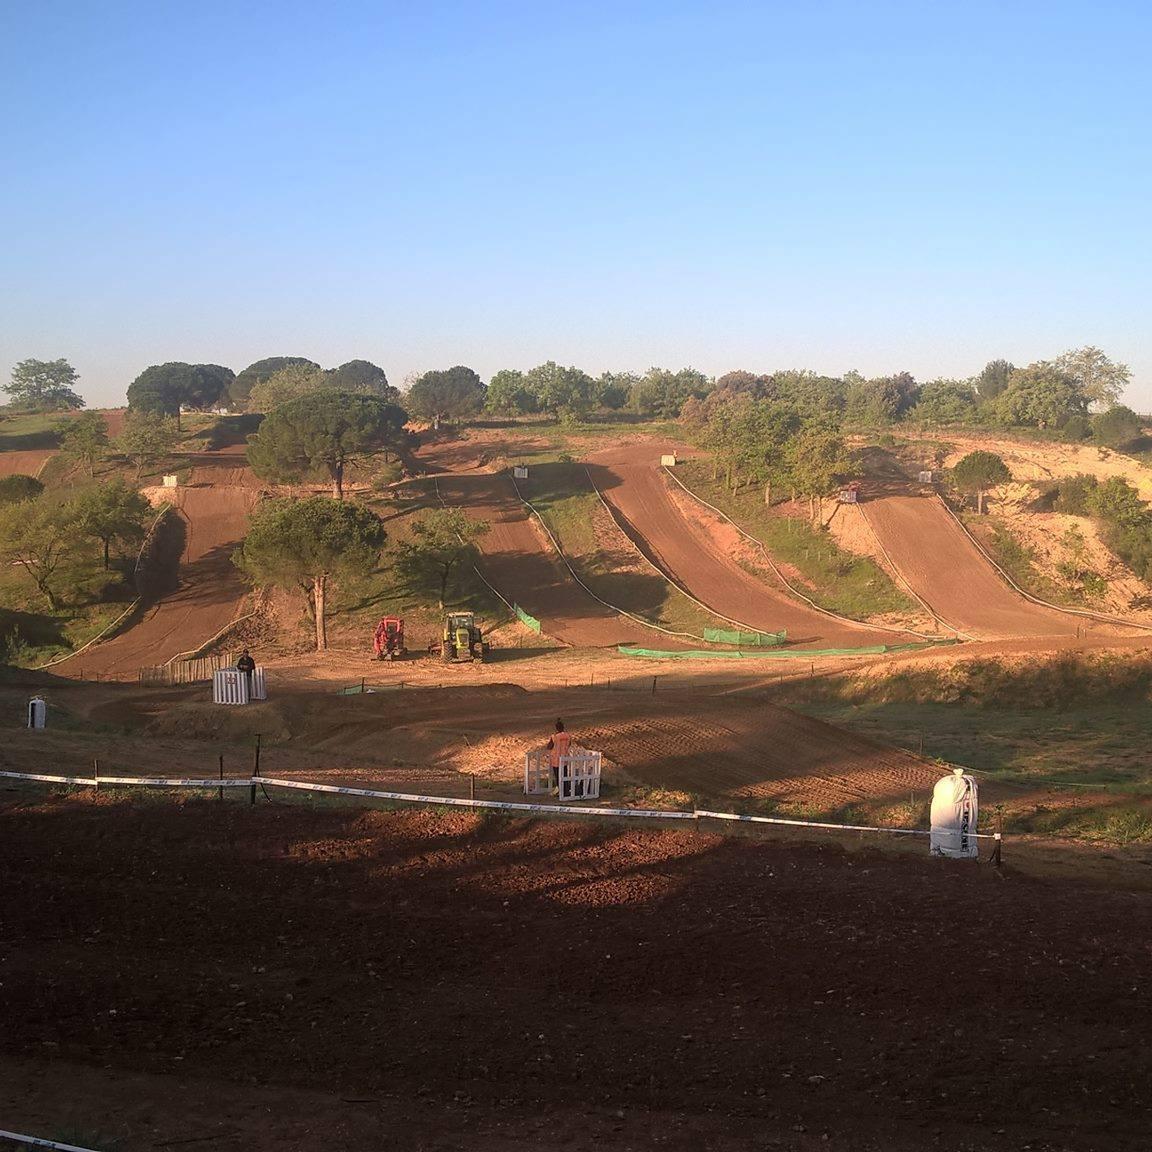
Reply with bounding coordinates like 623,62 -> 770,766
0,768 -> 997,841
0,1130 -> 102,1152
0,770 -> 249,789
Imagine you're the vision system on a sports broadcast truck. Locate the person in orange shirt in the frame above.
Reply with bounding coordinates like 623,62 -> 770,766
547,718 -> 572,796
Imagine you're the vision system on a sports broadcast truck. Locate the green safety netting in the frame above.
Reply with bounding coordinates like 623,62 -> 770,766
703,627 -> 786,647
617,639 -> 960,660
514,604 -> 542,633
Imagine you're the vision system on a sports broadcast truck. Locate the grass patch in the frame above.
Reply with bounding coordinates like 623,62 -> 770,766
0,409 -> 64,451
676,459 -> 917,620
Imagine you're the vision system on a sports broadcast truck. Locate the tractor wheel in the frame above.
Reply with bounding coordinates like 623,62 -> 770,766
441,642 -> 453,663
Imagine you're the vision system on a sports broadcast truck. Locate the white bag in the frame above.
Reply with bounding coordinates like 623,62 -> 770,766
930,769 -> 979,858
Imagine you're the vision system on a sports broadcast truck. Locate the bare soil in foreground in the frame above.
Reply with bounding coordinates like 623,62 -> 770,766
2,796 -> 1151,1151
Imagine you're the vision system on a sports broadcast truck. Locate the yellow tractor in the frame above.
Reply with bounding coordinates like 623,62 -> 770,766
441,611 -> 489,663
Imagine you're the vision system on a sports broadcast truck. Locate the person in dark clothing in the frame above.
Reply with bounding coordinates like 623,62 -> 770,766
237,649 -> 256,695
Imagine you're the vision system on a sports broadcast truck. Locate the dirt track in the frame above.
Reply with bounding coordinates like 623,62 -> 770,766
3,797 -> 1152,1151
0,449 -> 53,478
860,494 -> 1108,639
588,452 -> 913,649
436,472 -> 684,648
60,455 -> 262,678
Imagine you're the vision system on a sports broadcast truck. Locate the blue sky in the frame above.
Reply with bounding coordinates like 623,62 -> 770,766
1,1 -> 1149,407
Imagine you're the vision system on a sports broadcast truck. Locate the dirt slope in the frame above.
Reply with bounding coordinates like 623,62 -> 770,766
60,455 -> 262,678
0,449 -> 53,478
436,472 -> 684,648
860,493 -> 1106,639
588,452 -> 913,649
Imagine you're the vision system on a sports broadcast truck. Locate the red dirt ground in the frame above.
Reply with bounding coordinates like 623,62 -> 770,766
587,449 -> 912,650
0,449 -> 53,478
860,494 -> 1120,640
59,455 -> 262,678
3,798 -> 1151,1151
434,468 -> 689,649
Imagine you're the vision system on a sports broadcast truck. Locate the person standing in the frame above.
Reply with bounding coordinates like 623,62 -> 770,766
547,718 -> 572,797
236,649 -> 256,697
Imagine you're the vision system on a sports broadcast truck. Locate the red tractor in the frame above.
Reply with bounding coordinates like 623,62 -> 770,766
373,616 -> 407,661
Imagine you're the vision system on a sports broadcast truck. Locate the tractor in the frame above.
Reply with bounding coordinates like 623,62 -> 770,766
373,616 -> 407,660
441,611 -> 489,663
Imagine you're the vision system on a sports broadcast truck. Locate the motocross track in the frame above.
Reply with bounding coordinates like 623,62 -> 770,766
60,452 -> 262,678
586,448 -> 914,649
4,797 -> 1152,1151
423,435 -> 690,649
0,449 -> 53,478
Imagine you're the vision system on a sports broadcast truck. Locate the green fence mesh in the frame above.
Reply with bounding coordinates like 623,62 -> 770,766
703,627 -> 786,647
514,604 -> 542,634
617,639 -> 960,660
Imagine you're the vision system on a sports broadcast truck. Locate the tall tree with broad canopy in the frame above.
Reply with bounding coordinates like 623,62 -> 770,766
234,496 -> 386,650
523,361 -> 594,419
5,358 -> 84,411
485,369 -> 540,416
785,422 -> 849,522
994,363 -> 1087,428
246,364 -> 329,413
910,380 -> 977,426
1053,346 -> 1131,410
395,507 -> 490,607
325,360 -> 398,401
951,450 -> 1011,513
73,478 -> 151,569
0,498 -> 87,610
406,367 -> 486,429
629,367 -> 711,418
58,411 -> 110,477
230,357 -> 320,406
975,359 -> 1015,403
126,363 -> 228,428
246,391 -> 409,499
844,372 -> 919,426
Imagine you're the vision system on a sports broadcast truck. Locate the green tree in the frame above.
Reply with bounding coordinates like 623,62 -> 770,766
126,363 -> 228,428
994,363 -> 1086,428
523,361 -> 594,419
785,422 -> 849,522
246,363 -> 329,413
325,360 -> 398,401
58,411 -> 110,477
951,450 -> 1011,513
1092,404 -> 1142,448
0,498 -> 88,610
5,358 -> 84,411
406,367 -> 486,429
395,507 -> 490,608
234,496 -> 386,650
73,478 -> 151,570
0,475 -> 44,504
629,367 -> 711,418
246,391 -> 409,499
910,380 -> 977,426
485,369 -> 539,416
593,371 -> 637,411
116,410 -> 181,479
197,364 -> 236,408
230,356 -> 320,407
1054,346 -> 1131,410
975,359 -> 1014,403
844,372 -> 919,426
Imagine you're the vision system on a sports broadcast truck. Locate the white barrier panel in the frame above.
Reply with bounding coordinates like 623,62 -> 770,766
27,696 -> 46,730
251,666 -> 267,700
213,669 -> 249,706
660,454 -> 677,467
524,748 -> 551,795
930,769 -> 979,858
558,750 -> 601,801
513,465 -> 529,479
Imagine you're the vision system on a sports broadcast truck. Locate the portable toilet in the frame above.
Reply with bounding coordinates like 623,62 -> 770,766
930,768 -> 979,858
27,697 -> 46,730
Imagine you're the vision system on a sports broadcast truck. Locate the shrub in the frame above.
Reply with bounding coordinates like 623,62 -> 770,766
0,474 -> 44,504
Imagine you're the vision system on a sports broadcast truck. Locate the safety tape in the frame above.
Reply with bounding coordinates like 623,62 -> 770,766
0,1130 -> 102,1152
0,769 -> 997,840
695,809 -> 997,839
254,777 -> 697,819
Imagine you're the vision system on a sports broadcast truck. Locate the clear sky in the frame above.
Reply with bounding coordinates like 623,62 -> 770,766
2,0 -> 1149,408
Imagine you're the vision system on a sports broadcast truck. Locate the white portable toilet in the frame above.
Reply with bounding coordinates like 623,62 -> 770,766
930,768 -> 979,858
27,696 -> 46,730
